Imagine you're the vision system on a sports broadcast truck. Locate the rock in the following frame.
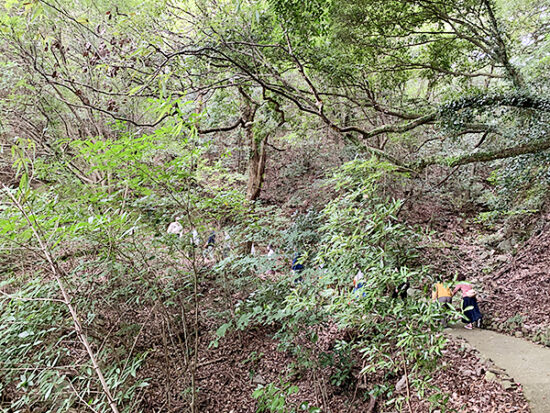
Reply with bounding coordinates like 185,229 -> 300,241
500,380 -> 515,390
485,371 -> 497,382
489,367 -> 506,375
395,374 -> 407,392
479,356 -> 494,367
252,374 -> 266,385
497,239 -> 514,253
515,331 -> 523,338
461,369 -> 476,377
461,342 -> 472,350
493,254 -> 509,264
478,231 -> 505,247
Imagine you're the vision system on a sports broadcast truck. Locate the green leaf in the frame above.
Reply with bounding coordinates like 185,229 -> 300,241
215,322 -> 232,338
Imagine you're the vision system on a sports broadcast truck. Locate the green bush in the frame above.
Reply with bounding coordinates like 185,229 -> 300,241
253,379 -> 320,413
217,158 -> 446,409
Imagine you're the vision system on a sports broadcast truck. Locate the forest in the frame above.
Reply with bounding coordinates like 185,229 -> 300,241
0,0 -> 549,412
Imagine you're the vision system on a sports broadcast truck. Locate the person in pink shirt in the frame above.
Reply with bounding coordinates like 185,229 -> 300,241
452,275 -> 482,330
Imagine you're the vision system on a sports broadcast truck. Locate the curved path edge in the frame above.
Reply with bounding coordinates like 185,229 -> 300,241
447,326 -> 550,413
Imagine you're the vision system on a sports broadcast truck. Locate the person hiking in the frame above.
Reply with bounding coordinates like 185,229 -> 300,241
452,276 -> 483,330
167,216 -> 183,237
389,268 -> 409,300
353,269 -> 365,297
432,278 -> 453,327
203,231 -> 216,260
291,252 -> 304,282
391,281 -> 410,300
265,244 -> 276,276
204,231 -> 216,248
222,231 -> 232,258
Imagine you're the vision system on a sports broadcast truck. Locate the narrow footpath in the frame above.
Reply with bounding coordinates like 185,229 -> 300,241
448,326 -> 550,413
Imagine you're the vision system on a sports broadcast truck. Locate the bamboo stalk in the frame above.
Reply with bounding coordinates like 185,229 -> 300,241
2,183 -> 120,413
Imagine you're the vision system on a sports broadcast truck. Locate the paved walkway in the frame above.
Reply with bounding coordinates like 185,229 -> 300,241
448,326 -> 550,413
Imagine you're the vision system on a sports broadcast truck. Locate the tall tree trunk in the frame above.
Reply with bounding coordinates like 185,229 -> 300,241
239,89 -> 266,202
246,133 -> 267,201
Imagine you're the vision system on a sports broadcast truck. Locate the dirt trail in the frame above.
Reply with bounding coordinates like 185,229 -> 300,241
449,326 -> 550,413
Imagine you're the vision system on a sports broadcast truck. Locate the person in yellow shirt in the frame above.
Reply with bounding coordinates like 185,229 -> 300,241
432,279 -> 453,327
432,282 -> 452,303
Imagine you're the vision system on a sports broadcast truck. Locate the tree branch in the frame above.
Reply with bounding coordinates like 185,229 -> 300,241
413,136 -> 550,171
198,118 -> 243,134
354,112 -> 437,139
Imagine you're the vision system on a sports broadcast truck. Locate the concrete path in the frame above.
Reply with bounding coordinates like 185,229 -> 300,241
448,326 -> 550,413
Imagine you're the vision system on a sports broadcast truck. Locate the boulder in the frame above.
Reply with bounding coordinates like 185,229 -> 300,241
485,371 -> 497,382
252,374 -> 267,385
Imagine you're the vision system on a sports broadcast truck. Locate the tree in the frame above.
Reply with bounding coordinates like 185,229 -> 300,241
146,0 -> 550,171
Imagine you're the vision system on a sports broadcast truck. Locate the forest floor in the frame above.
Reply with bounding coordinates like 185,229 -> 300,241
168,321 -> 531,413
449,324 -> 550,413
133,268 -> 531,412
138,282 -> 533,412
